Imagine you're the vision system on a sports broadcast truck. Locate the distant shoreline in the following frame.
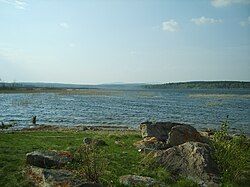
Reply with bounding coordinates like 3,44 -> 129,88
0,81 -> 250,92
144,81 -> 250,89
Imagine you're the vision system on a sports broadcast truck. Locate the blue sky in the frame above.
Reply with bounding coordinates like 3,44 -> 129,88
0,0 -> 249,84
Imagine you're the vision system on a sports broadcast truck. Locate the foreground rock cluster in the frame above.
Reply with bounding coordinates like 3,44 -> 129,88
131,122 -> 219,186
25,149 -> 102,186
25,122 -> 219,186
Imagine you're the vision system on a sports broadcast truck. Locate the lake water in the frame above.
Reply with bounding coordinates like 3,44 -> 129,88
0,88 -> 250,133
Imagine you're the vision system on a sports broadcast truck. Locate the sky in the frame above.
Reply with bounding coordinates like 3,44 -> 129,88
0,0 -> 250,84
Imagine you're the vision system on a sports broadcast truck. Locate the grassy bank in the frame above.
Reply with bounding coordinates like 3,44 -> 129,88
0,129 -> 249,186
0,130 -> 197,186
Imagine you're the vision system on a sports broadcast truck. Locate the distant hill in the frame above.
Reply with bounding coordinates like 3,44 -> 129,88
144,81 -> 250,89
0,82 -> 145,90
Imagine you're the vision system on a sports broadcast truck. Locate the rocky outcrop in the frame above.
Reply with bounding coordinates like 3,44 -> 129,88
26,166 -> 102,187
167,125 -> 203,146
26,150 -> 72,169
137,122 -> 205,151
119,175 -> 163,187
133,137 -> 170,152
140,121 -> 180,141
153,142 -> 219,186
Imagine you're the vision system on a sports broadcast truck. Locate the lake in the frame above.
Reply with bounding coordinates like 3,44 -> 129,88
0,88 -> 249,134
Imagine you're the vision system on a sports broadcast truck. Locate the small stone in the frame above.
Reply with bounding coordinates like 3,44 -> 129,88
94,139 -> 107,146
83,137 -> 93,144
119,175 -> 162,187
115,140 -> 125,146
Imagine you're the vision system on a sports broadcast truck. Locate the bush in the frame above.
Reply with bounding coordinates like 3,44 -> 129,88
212,118 -> 250,185
73,143 -> 107,183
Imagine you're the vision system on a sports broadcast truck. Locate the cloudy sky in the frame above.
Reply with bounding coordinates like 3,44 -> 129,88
0,0 -> 249,84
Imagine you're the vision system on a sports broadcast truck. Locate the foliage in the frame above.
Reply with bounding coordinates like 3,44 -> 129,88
212,118 -> 250,185
72,143 -> 107,183
145,81 -> 250,89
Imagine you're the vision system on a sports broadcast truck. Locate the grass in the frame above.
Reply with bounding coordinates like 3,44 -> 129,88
1,128 -> 249,186
0,130 -> 170,186
211,119 -> 250,186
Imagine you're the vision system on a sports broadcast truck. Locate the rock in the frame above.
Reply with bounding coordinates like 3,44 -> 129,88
32,116 -> 37,125
26,150 -> 72,169
167,125 -> 204,146
0,122 -> 13,130
26,166 -> 102,187
82,126 -> 88,131
83,138 -> 107,146
138,122 -> 206,150
94,139 -> 107,146
140,121 -> 179,141
153,142 -> 219,185
115,140 -> 125,146
133,137 -> 170,152
83,137 -> 93,144
119,175 -> 162,187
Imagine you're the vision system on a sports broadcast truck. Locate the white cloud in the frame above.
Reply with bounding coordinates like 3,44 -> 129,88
191,16 -> 222,25
162,20 -> 179,32
59,22 -> 69,29
0,0 -> 27,9
211,0 -> 250,7
240,16 -> 250,26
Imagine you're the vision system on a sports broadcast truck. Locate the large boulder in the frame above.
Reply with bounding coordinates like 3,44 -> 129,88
153,142 -> 219,186
26,150 -> 72,169
138,122 -> 205,150
140,122 -> 179,141
26,166 -> 102,187
167,125 -> 204,146
119,175 -> 163,187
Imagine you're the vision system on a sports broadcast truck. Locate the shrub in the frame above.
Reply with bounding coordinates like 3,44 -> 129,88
212,118 -> 250,185
73,143 -> 107,183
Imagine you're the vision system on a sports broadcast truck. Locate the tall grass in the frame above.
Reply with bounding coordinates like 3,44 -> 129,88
212,118 -> 250,185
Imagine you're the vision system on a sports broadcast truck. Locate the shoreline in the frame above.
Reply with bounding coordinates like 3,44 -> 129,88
2,123 -> 249,137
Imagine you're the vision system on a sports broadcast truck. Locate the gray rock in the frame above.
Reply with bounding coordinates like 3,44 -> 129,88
153,142 -> 219,186
83,137 -> 93,144
134,137 -> 170,152
140,121 -> 179,141
26,150 -> 72,169
94,139 -> 107,146
83,138 -> 107,146
119,175 -> 163,187
26,166 -> 102,187
167,125 -> 203,146
138,122 -> 206,150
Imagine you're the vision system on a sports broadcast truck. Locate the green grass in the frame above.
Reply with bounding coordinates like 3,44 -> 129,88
1,129 -> 249,186
211,120 -> 250,186
0,130 -> 172,186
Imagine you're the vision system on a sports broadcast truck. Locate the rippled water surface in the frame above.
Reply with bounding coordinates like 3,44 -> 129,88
0,88 -> 249,133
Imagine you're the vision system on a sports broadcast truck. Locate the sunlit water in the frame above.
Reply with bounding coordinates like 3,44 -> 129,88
0,88 -> 249,133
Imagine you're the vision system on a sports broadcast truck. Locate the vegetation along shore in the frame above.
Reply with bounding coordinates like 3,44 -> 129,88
0,121 -> 249,187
